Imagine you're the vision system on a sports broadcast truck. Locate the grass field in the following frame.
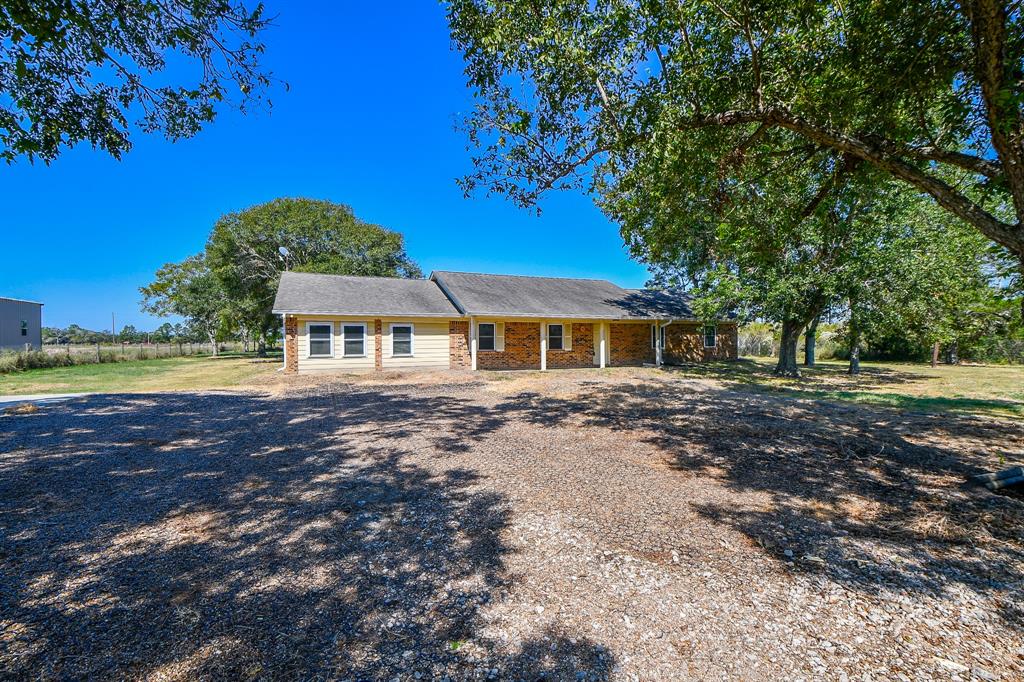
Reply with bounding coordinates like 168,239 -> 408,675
666,357 -> 1024,419
0,354 -> 280,395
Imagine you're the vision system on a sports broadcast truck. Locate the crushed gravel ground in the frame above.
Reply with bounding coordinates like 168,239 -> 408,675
2,368 -> 1023,680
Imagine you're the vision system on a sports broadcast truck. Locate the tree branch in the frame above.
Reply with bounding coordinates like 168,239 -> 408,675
681,108 -> 1023,253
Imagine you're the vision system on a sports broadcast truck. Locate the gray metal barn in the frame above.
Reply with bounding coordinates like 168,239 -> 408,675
0,297 -> 43,351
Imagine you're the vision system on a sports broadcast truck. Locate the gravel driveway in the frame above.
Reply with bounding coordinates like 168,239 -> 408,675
2,370 -> 1023,680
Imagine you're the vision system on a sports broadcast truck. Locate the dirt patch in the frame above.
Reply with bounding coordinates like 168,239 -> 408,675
1,372 -> 1022,680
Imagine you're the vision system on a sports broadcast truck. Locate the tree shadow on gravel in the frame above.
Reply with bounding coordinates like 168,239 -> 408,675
0,389 -> 613,680
492,376 -> 1024,628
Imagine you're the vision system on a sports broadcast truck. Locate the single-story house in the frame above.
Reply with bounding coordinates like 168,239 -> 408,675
272,270 -> 737,373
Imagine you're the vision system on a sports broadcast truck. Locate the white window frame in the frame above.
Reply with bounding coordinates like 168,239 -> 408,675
548,323 -> 564,350
20,320 -> 28,337
478,322 -> 496,352
341,322 -> 368,357
307,322 -> 334,358
389,323 -> 415,357
703,325 -> 717,348
651,324 -> 665,349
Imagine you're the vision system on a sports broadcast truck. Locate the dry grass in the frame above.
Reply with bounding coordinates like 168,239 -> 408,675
0,354 -> 279,396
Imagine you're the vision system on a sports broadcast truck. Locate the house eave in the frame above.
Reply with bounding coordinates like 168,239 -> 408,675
272,309 -> 462,318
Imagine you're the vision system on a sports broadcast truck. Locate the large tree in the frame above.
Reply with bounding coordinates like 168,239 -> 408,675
205,198 -> 422,350
445,0 -> 1024,267
140,254 -> 228,355
0,0 -> 272,163
639,149 -> 912,375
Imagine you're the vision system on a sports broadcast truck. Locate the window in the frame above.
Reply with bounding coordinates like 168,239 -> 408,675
308,323 -> 333,357
703,325 -> 717,348
20,321 -> 28,337
548,323 -> 564,350
343,324 -> 366,356
478,323 -> 495,351
651,324 -> 665,348
391,324 -> 413,356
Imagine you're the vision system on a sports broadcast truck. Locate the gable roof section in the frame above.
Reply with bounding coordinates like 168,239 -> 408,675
430,271 -> 698,320
272,271 -> 461,317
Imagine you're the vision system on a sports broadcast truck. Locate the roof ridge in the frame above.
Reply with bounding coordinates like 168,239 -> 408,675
432,270 -> 617,284
282,271 -> 429,282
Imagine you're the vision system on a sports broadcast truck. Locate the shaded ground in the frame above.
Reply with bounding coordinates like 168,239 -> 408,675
2,369 -> 1023,680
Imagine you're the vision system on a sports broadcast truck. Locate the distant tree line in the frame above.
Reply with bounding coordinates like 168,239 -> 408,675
140,198 -> 421,355
43,322 -> 217,347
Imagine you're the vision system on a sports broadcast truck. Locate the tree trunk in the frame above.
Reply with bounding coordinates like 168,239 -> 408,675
848,342 -> 861,374
804,315 -> 820,367
944,341 -> 959,365
257,335 -> 267,357
931,341 -> 940,367
208,332 -> 219,357
774,320 -> 803,377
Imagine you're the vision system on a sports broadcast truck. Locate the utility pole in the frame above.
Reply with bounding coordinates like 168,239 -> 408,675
111,313 -> 116,344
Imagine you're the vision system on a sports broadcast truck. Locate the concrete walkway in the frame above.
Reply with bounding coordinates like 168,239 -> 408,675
0,393 -> 88,408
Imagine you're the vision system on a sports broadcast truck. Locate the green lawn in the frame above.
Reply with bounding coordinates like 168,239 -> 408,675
0,354 -> 280,396
665,357 -> 1024,419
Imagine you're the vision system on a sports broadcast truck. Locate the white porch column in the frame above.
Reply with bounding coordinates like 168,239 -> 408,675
599,322 -> 607,369
540,321 -> 547,371
655,321 -> 663,367
470,316 -> 478,371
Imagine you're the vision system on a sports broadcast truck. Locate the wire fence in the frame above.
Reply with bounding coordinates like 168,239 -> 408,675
1,342 -> 256,374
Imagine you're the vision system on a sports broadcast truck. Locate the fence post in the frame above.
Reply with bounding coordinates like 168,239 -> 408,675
96,343 -> 101,362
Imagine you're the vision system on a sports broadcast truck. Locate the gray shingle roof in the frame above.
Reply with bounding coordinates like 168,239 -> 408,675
430,271 -> 699,320
272,271 -> 461,317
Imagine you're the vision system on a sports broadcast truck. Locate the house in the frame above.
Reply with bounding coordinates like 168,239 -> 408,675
0,297 -> 43,351
273,271 -> 737,373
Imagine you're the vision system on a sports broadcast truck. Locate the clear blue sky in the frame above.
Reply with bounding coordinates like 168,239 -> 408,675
0,2 -> 649,330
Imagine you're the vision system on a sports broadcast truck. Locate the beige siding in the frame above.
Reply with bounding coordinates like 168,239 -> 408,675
381,319 -> 450,369
293,315 -> 457,373
296,317 -> 374,373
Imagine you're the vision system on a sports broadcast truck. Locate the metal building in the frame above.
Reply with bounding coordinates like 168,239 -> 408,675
0,297 -> 43,351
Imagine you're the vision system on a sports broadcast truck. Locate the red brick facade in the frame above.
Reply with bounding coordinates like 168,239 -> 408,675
663,322 -> 738,364
477,321 -> 542,370
284,315 -> 298,373
448,321 -> 471,369
546,323 -> 595,369
610,322 -> 655,366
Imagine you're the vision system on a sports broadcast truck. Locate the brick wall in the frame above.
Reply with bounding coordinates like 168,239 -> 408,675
477,321 -> 541,370
610,322 -> 655,366
284,315 -> 298,373
546,323 -> 595,369
449,320 -> 471,369
664,322 -> 738,363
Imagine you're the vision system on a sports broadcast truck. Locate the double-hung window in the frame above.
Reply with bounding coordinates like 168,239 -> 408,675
478,323 -> 495,351
703,325 -> 717,348
308,323 -> 333,357
548,323 -> 564,350
20,321 -> 28,337
342,324 -> 366,357
391,324 -> 413,356
651,324 -> 665,348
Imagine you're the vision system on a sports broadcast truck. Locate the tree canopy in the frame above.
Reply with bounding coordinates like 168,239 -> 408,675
0,0 -> 272,163
445,0 -> 1024,263
203,198 -> 422,349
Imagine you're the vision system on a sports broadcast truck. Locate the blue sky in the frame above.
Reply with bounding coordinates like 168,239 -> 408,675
0,2 -> 649,330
